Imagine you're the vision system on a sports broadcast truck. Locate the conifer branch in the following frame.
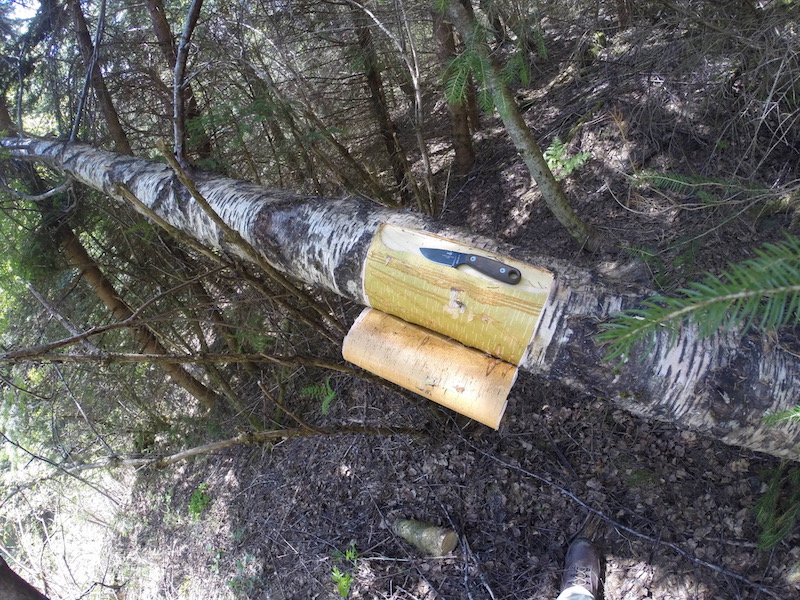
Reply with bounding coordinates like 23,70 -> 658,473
598,235 -> 800,361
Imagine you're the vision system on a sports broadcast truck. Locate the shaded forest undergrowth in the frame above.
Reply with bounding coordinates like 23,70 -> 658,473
113,378 -> 800,600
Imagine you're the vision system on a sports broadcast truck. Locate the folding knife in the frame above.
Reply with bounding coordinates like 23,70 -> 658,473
419,248 -> 522,285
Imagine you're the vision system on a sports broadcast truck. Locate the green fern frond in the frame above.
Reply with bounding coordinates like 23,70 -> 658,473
533,29 -> 548,60
301,377 -> 337,414
753,463 -> 800,549
443,55 -> 471,105
443,50 -> 488,107
597,234 -> 800,361
476,87 -> 494,113
765,404 -> 800,424
633,170 -> 766,205
543,137 -> 591,180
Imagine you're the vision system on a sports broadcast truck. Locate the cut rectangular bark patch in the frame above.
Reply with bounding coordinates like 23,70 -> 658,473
363,223 -> 554,365
343,309 -> 517,428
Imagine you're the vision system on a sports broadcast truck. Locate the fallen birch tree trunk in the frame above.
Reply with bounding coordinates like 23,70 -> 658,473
3,137 -> 799,460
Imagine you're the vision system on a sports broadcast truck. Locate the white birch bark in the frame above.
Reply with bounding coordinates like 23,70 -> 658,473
3,137 -> 800,460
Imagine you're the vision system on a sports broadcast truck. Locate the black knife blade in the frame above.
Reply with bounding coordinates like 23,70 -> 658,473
419,248 -> 522,285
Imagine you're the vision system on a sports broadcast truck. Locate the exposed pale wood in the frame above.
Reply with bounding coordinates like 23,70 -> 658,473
343,309 -> 516,428
394,519 -> 458,556
364,224 -> 553,365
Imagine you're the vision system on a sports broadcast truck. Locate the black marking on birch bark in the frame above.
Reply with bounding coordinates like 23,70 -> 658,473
707,336 -> 780,428
251,199 -> 312,268
174,174 -> 194,211
546,295 -> 561,331
151,176 -> 174,213
107,157 -> 143,188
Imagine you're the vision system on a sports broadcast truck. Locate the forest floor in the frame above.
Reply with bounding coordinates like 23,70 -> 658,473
110,14 -> 800,600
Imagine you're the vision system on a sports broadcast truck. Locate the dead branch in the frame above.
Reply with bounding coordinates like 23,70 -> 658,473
58,425 -> 426,473
172,0 -> 203,167
156,141 -> 346,339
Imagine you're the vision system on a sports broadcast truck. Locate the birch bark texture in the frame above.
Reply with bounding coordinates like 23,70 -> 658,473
3,137 -> 799,460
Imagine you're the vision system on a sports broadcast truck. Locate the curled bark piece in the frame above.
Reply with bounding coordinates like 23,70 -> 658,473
394,519 -> 458,556
343,309 -> 516,429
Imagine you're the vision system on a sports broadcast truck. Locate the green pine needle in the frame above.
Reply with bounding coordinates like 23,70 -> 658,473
597,234 -> 800,362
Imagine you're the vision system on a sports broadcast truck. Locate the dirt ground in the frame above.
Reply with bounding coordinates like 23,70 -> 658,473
111,13 -> 800,600
115,375 -> 799,600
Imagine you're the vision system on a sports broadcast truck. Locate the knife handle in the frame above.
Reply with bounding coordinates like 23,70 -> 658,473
464,255 -> 522,285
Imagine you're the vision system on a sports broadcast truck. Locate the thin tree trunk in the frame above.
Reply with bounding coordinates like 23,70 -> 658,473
238,64 -> 308,187
144,0 -> 212,161
478,0 -> 506,44
444,1 -> 600,251
434,12 -> 475,175
4,137 -> 800,460
0,95 -> 14,132
353,7 -> 417,205
55,225 -> 219,409
172,0 -> 203,167
66,0 -> 132,155
0,556 -> 51,600
300,106 -> 395,205
456,0 -> 482,133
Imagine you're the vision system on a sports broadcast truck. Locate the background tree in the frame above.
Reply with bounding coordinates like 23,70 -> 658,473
66,0 -> 131,154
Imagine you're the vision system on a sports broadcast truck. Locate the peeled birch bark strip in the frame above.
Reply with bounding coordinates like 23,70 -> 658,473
343,309 -> 516,429
363,223 -> 552,365
3,137 -> 800,460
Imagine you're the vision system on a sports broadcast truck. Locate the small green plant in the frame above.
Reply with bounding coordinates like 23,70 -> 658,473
631,169 -> 772,207
301,377 -> 338,415
754,463 -> 800,549
543,136 -> 591,180
331,543 -> 359,597
226,554 -> 261,597
208,547 -> 225,573
188,482 -> 211,520
331,567 -> 353,598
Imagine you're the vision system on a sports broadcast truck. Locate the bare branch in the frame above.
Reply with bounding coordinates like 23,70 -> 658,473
70,0 -> 107,143
0,180 -> 72,202
0,267 -> 225,361
156,141 -> 346,338
26,283 -> 101,355
0,350 -> 356,372
173,0 -> 204,167
30,426 -> 427,477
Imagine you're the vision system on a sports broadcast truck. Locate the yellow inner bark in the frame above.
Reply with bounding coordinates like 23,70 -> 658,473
363,224 -> 554,365
343,309 -> 516,429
